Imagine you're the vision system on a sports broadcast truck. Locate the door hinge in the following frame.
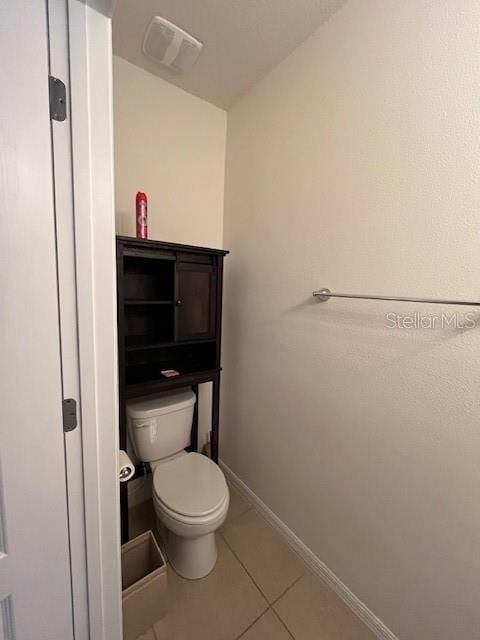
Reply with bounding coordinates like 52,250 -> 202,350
48,75 -> 67,121
62,398 -> 77,432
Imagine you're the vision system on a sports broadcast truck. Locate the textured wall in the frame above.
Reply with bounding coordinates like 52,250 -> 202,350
222,1 -> 480,638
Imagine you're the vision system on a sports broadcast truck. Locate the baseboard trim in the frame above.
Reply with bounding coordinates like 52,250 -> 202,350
220,460 -> 398,640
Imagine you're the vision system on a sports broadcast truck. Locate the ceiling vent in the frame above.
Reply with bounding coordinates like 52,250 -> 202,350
142,16 -> 203,74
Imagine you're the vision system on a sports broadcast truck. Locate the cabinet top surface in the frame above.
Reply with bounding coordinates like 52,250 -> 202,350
116,235 -> 229,256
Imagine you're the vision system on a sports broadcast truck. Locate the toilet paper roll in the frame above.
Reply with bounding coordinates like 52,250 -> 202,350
119,450 -> 135,483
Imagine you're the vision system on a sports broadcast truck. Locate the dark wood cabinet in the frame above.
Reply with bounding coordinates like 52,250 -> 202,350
116,236 -> 228,542
175,262 -> 217,341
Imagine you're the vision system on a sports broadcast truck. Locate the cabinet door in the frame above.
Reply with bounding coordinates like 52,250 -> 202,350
175,262 -> 217,340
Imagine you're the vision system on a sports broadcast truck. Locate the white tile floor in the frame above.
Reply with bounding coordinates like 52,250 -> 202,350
128,484 -> 376,640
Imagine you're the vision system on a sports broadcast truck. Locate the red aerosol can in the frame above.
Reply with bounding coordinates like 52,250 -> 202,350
136,192 -> 148,239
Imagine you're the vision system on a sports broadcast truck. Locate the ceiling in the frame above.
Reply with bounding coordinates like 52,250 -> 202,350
112,0 -> 347,109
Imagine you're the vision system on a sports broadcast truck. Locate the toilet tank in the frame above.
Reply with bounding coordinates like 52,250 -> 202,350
127,389 -> 196,463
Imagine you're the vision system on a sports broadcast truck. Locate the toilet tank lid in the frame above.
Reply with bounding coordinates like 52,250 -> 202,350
127,389 -> 195,420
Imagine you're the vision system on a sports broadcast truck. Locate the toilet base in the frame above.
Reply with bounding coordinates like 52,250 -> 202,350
167,531 -> 218,580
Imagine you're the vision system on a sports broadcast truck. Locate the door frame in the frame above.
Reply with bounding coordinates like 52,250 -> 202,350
67,2 -> 122,638
48,0 -> 90,637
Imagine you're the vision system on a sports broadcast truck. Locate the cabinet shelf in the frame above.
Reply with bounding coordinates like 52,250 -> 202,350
124,299 -> 173,305
125,340 -> 217,385
125,337 -> 216,352
125,368 -> 220,399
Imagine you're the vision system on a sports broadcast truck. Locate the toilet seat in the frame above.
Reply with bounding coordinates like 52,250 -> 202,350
155,492 -> 229,528
153,452 -> 228,520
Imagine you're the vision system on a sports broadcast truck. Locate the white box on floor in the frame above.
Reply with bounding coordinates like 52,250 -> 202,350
122,530 -> 168,640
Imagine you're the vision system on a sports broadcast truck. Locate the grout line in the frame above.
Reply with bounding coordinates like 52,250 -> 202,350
222,502 -> 307,604
220,523 -> 305,608
234,607 -> 272,640
269,574 -> 304,607
270,607 -> 296,640
224,485 -> 312,581
219,529 -> 270,604
234,603 -> 297,640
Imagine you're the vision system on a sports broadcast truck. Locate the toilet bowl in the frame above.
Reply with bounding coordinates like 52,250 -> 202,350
152,452 -> 229,579
127,390 -> 229,580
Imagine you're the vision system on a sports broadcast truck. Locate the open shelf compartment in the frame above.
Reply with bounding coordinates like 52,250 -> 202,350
125,341 -> 217,387
123,255 -> 174,302
124,304 -> 174,347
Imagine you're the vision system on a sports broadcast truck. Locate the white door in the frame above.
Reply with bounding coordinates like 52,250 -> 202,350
0,1 -> 75,638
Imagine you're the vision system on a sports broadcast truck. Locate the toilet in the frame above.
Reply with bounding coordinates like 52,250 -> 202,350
127,389 -> 229,580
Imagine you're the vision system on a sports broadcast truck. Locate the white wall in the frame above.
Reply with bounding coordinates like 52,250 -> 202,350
222,2 -> 480,639
113,55 -> 226,247
113,55 -> 226,459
